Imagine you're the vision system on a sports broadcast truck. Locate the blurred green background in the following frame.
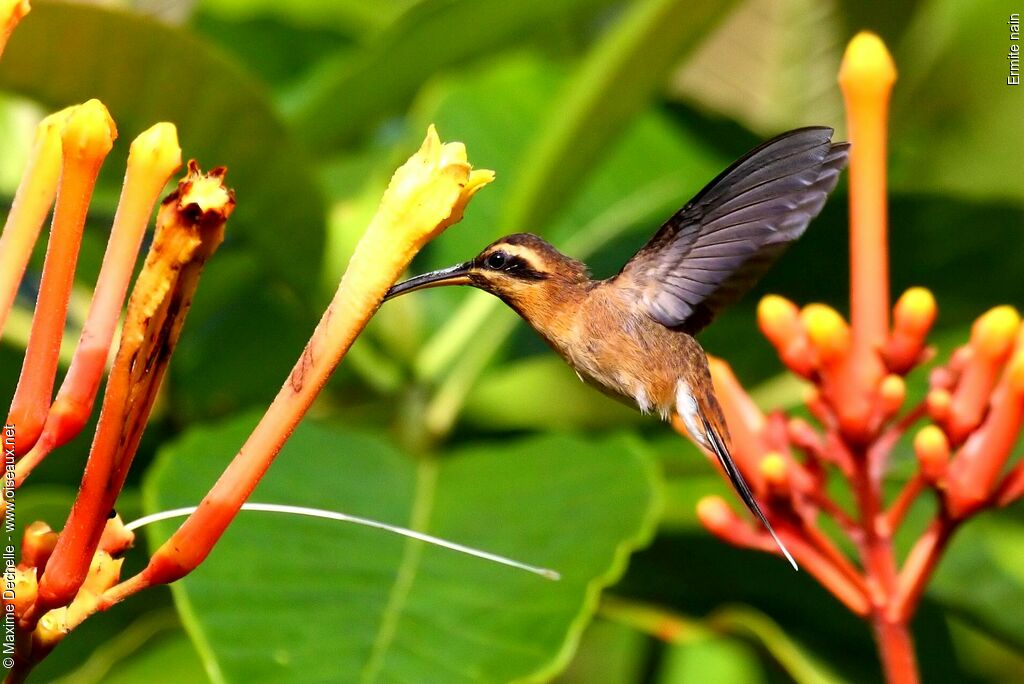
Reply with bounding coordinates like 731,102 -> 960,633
1,0 -> 1022,681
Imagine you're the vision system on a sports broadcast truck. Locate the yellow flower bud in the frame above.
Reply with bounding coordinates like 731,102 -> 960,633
760,452 -> 788,487
839,31 -> 897,97
696,496 -> 735,532
914,425 -> 949,481
926,388 -> 951,421
128,122 -> 182,179
758,294 -> 799,342
893,287 -> 936,335
802,303 -> 850,362
61,99 -> 117,162
971,305 -> 1020,361
880,374 -> 906,415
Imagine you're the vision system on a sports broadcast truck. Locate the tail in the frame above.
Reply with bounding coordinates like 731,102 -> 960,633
676,379 -> 798,570
701,415 -> 798,570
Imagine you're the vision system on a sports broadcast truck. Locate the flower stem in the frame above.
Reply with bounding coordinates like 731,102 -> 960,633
872,615 -> 920,684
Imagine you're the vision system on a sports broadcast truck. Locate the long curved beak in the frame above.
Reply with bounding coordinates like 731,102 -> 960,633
384,261 -> 474,300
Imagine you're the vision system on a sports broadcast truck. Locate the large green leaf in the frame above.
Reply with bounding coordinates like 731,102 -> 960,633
667,0 -> 845,135
288,0 -> 619,148
501,0 -> 739,235
930,508 -> 1024,651
0,1 -> 326,293
889,0 -> 1024,202
145,417 -> 660,682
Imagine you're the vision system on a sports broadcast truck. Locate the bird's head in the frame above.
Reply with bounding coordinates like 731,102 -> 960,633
384,233 -> 589,315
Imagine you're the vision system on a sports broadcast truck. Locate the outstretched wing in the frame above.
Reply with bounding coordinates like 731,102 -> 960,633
617,127 -> 849,334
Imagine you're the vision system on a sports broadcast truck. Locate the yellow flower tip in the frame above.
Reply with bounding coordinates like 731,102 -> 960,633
914,425 -> 949,469
61,98 -> 117,161
1,0 -> 29,35
894,287 -> 937,334
758,294 -> 799,340
128,122 -> 182,178
880,374 -> 906,411
1,0 -> 29,21
971,305 -> 1021,360
696,495 -> 734,531
802,303 -> 850,361
436,167 -> 496,233
760,452 -> 787,486
926,388 -> 952,420
839,31 -> 897,91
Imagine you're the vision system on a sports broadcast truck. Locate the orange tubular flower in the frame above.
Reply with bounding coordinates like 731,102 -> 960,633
839,31 -> 894,408
946,306 -> 1020,444
102,126 -> 493,601
16,124 -> 182,482
7,100 -> 117,455
0,107 -> 68,337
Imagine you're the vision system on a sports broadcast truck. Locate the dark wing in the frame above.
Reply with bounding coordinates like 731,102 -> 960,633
617,127 -> 849,334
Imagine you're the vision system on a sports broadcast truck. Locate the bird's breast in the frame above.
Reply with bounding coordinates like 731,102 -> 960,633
537,285 -> 699,418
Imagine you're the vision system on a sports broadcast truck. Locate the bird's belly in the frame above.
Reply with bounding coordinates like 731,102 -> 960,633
562,337 -> 675,418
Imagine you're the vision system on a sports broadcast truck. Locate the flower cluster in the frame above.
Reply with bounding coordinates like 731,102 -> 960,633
680,32 -> 1023,684
0,35 -> 492,674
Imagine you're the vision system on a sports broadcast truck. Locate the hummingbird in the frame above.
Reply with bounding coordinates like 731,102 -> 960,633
385,127 -> 850,568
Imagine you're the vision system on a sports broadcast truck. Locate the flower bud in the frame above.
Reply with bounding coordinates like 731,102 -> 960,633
886,288 -> 937,372
971,306 -> 1020,362
759,295 -> 800,344
914,425 -> 949,482
128,122 -> 182,180
758,295 -> 815,377
879,374 -> 906,417
760,452 -> 788,487
22,520 -> 58,569
61,99 -> 117,162
927,388 -> 952,421
839,31 -> 897,98
802,304 -> 850,364
696,496 -> 738,533
893,287 -> 937,336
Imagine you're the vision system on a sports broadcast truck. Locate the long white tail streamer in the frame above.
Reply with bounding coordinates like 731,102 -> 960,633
125,502 -> 560,581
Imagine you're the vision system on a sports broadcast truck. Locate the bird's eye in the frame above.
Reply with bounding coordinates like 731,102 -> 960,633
484,251 -> 508,270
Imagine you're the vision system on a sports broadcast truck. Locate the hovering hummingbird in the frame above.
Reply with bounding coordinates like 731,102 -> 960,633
385,127 -> 850,568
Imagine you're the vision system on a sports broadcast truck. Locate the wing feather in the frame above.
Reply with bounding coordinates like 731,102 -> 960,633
618,127 -> 849,333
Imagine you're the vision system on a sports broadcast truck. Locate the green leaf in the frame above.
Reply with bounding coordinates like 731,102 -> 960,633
656,636 -> 765,684
930,509 -> 1024,651
145,416 -> 660,682
889,0 -> 1024,202
0,1 -> 327,294
289,0 -> 620,148
53,613 -> 206,684
462,356 -> 646,431
557,618 -> 651,683
502,0 -> 739,235
667,0 -> 846,136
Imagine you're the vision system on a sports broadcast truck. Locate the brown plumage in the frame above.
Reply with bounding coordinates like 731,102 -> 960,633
385,127 -> 851,568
